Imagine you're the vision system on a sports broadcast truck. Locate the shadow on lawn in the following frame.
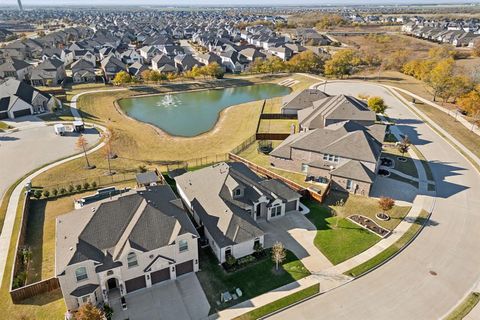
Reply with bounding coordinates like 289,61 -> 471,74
24,199 -> 47,284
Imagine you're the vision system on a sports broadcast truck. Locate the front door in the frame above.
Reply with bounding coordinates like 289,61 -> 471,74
107,278 -> 117,290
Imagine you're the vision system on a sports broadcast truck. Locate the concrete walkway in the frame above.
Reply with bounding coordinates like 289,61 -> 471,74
260,212 -> 333,273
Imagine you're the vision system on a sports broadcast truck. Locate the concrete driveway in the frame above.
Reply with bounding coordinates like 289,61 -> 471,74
370,176 -> 418,204
111,273 -> 210,320
0,124 -> 99,201
259,211 -> 333,273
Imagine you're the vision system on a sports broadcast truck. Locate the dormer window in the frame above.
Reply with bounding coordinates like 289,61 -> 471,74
234,188 -> 241,197
127,252 -> 138,268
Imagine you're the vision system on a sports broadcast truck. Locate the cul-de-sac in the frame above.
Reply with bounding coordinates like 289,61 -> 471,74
1,1 -> 480,320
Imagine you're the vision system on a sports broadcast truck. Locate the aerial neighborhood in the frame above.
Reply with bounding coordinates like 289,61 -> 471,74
1,3 -> 480,320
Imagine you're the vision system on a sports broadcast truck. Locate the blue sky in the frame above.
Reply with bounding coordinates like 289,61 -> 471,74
2,0 -> 480,6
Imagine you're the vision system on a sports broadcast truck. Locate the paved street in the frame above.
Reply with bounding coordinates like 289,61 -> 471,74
111,274 -> 210,320
0,124 -> 99,202
270,81 -> 480,319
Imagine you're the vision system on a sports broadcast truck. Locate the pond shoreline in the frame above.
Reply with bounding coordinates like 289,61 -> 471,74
116,83 -> 291,138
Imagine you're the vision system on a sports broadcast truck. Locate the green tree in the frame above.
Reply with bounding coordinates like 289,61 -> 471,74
287,51 -> 324,74
112,71 -> 132,86
324,49 -> 362,78
367,96 -> 387,113
206,62 -> 225,79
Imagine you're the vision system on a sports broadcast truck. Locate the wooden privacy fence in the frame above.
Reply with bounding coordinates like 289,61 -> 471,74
260,113 -> 297,120
228,153 -> 329,203
9,195 -> 60,303
256,133 -> 290,140
10,277 -> 60,303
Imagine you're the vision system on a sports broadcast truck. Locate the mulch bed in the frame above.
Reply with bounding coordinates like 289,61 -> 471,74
349,214 -> 390,237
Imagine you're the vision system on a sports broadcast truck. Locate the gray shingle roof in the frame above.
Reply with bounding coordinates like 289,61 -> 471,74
56,185 -> 197,274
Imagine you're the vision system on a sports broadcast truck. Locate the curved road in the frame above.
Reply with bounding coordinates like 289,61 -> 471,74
271,81 -> 480,319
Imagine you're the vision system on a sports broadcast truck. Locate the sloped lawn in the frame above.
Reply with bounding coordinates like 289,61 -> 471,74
197,248 -> 310,314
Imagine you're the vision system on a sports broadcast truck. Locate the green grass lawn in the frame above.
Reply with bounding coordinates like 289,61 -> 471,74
306,201 -> 381,265
345,209 -> 429,277
324,191 -> 411,231
197,248 -> 310,314
445,292 -> 480,320
234,283 -> 319,320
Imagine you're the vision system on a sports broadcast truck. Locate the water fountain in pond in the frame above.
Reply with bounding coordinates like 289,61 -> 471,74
157,94 -> 178,107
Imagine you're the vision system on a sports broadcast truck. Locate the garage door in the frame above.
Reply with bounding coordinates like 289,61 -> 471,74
125,275 -> 146,293
176,260 -> 194,277
151,268 -> 170,285
13,109 -> 31,118
286,200 -> 297,212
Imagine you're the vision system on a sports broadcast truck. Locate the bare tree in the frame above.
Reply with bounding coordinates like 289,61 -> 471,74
76,135 -> 92,169
397,135 -> 411,157
271,241 -> 286,271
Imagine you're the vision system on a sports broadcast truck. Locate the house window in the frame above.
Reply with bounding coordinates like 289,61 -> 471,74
179,239 -> 188,253
127,252 -> 138,268
301,163 -> 309,173
234,188 -> 241,197
271,205 -> 282,217
323,154 -> 339,163
81,295 -> 90,304
346,179 -> 353,190
75,267 -> 88,282
225,247 -> 232,257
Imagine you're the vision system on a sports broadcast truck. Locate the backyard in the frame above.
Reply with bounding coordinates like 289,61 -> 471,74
196,247 -> 310,314
235,141 -> 319,190
305,192 -> 411,265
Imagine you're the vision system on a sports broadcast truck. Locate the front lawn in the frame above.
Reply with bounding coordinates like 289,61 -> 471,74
324,191 -> 411,231
234,283 -> 319,320
306,201 -> 380,265
197,248 -> 310,314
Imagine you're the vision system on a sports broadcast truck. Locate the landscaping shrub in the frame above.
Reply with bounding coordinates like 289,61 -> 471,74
59,187 -> 67,195
33,190 -> 42,199
238,255 -> 256,267
83,182 -> 90,190
68,185 -> 74,193
43,190 -> 50,198
138,165 -> 147,173
91,181 -> 97,189
51,188 -> 58,197
75,184 -> 82,192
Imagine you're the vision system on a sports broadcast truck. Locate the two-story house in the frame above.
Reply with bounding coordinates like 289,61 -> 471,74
55,185 -> 199,311
270,121 -> 385,196
175,162 -> 300,264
